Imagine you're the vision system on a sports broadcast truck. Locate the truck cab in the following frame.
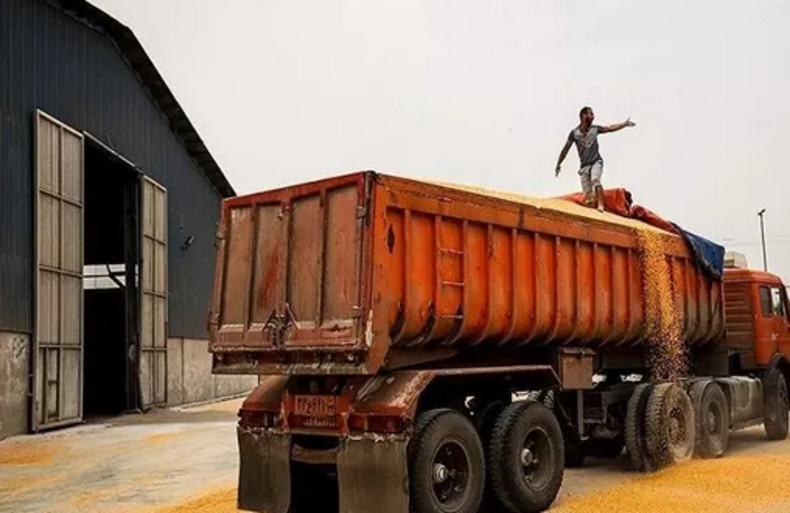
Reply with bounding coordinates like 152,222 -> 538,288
723,267 -> 790,372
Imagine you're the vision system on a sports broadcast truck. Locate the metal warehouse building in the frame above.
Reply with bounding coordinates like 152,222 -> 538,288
0,0 -> 256,438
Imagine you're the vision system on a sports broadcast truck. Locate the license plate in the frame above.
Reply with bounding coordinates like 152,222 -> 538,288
294,395 -> 336,417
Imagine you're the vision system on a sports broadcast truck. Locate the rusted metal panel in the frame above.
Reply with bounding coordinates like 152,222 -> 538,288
239,367 -> 559,435
237,428 -> 291,513
290,443 -> 339,465
236,425 -> 409,513
350,372 -> 435,419
211,173 -> 370,353
557,348 -> 595,390
288,195 -> 322,329
241,376 -> 290,413
337,435 -> 409,513
349,366 -> 558,424
215,205 -> 255,346
211,172 -> 725,375
249,203 -> 285,345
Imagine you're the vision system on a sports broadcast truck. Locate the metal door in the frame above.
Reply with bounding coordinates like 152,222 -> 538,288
211,173 -> 370,352
139,176 -> 168,408
771,286 -> 790,358
33,111 -> 84,430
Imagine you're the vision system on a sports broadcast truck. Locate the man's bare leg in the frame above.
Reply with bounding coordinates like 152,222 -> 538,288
584,192 -> 595,207
580,168 -> 595,207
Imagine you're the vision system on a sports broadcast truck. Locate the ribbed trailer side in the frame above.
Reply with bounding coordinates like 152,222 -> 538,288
372,175 -> 723,350
209,172 -> 724,375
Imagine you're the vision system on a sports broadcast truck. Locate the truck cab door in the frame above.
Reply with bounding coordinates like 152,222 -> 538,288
756,285 -> 783,363
773,286 -> 790,358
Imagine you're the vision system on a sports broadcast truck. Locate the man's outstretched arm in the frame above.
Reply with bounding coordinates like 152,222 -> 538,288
599,118 -> 636,134
555,138 -> 573,176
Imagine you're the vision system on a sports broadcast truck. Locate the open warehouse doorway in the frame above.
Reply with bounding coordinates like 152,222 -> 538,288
32,110 -> 168,431
83,134 -> 140,418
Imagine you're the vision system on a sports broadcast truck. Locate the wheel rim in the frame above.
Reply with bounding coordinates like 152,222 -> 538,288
431,440 -> 471,510
668,404 -> 689,450
520,427 -> 553,489
706,400 -> 723,436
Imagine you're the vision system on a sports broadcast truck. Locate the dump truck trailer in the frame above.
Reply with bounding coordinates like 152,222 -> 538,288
209,172 -> 790,513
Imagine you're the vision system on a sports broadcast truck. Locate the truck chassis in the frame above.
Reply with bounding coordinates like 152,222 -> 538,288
234,348 -> 790,513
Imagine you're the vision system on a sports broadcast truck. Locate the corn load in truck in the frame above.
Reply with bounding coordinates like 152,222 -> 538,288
208,171 -> 790,513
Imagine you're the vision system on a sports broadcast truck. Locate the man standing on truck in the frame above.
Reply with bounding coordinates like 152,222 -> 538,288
555,106 -> 636,212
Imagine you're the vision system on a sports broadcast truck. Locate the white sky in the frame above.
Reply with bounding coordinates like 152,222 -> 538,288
93,0 -> 790,283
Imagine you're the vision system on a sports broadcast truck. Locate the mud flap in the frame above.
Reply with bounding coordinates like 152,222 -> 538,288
337,435 -> 410,513
237,427 -> 291,513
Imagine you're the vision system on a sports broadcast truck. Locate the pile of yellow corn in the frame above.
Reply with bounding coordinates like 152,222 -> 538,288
422,179 -> 666,233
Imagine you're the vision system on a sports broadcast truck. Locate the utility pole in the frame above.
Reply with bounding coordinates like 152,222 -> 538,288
758,208 -> 768,271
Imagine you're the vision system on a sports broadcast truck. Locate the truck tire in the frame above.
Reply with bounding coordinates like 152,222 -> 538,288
645,382 -> 695,469
488,401 -> 564,513
625,383 -> 654,472
474,400 -> 506,442
474,400 -> 508,513
689,380 -> 729,458
645,383 -> 672,468
763,369 -> 789,441
409,409 -> 485,513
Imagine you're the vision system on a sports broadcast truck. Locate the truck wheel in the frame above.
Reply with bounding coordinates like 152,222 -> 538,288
474,400 -> 508,513
474,400 -> 506,442
690,380 -> 729,458
646,382 -> 695,469
488,401 -> 564,513
409,409 -> 485,513
625,383 -> 655,472
763,369 -> 789,441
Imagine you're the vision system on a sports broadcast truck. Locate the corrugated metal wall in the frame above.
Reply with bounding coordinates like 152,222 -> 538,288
0,0 -> 222,338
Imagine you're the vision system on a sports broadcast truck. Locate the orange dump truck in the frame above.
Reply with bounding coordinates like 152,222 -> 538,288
209,172 -> 790,513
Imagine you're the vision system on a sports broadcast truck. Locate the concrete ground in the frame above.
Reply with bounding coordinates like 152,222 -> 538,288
1,398 -> 789,513
0,399 -> 243,513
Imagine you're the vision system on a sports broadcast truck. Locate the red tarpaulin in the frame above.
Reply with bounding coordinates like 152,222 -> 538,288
558,188 -> 679,234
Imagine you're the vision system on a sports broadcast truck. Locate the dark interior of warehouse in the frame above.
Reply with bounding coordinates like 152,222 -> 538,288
82,140 -> 140,417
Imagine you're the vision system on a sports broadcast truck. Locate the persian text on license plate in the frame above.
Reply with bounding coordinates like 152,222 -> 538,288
294,395 -> 336,417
